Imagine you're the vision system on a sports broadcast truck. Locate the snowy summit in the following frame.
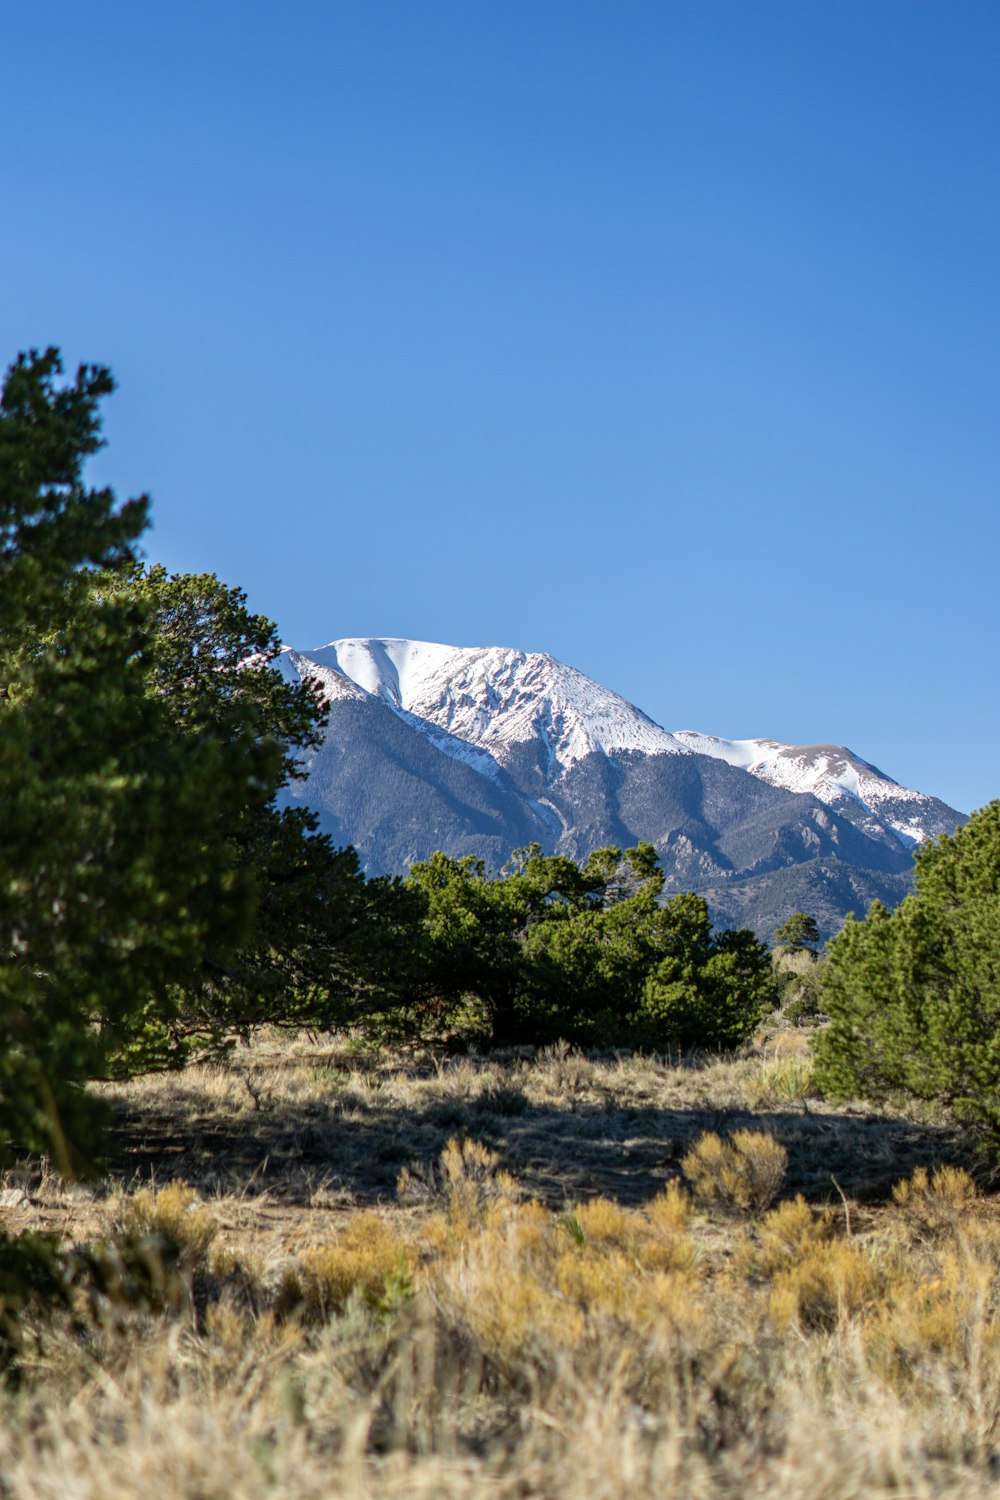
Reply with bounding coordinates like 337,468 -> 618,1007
283,637 -> 685,776
274,635 -> 965,940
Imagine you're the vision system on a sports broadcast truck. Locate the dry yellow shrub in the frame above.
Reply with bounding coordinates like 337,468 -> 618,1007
116,1181 -> 218,1264
682,1129 -> 787,1216
559,1190 -> 695,1275
754,1195 -> 835,1276
504,1198 -> 552,1257
769,1240 -> 880,1332
641,1269 -> 705,1340
441,1134 -> 497,1183
285,1211 -> 413,1317
440,1136 -> 518,1226
440,1201 -> 585,1360
638,1184 -> 695,1274
870,1238 -> 1000,1382
418,1210 -> 457,1257
554,1247 -> 635,1319
646,1180 -> 691,1235
891,1165 -> 981,1237
574,1198 -> 634,1250
427,1184 -> 705,1367
553,1248 -> 702,1339
462,1261 -> 586,1361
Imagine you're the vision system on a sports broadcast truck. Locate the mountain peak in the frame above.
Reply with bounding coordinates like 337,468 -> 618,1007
291,636 -> 685,776
276,634 -> 966,939
672,731 -> 941,846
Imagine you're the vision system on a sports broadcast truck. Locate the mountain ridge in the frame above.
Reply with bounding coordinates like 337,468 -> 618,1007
277,636 -> 966,940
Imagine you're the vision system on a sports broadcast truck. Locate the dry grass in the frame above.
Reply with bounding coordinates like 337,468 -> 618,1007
111,1180 -> 219,1264
0,1026 -> 996,1497
681,1127 -> 788,1214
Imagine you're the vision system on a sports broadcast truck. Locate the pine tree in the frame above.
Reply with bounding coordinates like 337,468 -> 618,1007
93,564 -> 412,1058
772,913 -> 820,952
0,350 -> 280,1170
814,802 -> 1000,1142
405,843 -> 775,1050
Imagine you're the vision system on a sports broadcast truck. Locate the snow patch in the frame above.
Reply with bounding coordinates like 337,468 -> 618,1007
293,637 -> 686,778
283,637 -> 957,846
674,730 -> 939,844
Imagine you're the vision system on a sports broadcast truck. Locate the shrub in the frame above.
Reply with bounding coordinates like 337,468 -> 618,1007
559,1188 -> 694,1276
114,1182 -> 218,1266
681,1130 -> 787,1216
814,802 -> 1000,1144
471,1081 -> 530,1117
572,1198 -> 634,1250
646,1180 -> 692,1237
751,1054 -> 816,1105
632,913 -> 776,1052
782,993 -> 824,1027
890,1165 -> 982,1238
752,1195 -> 834,1275
871,1242 -> 1000,1379
439,1137 -> 518,1227
769,1240 -> 880,1332
406,846 -> 775,1052
280,1212 -> 413,1319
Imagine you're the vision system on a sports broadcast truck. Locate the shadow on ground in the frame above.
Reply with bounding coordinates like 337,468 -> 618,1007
108,1057 -> 972,1210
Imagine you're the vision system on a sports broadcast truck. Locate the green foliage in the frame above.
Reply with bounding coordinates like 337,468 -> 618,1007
637,917 -> 778,1050
772,912 -> 820,952
0,1232 -> 70,1359
781,984 -> 824,1028
0,350 -> 283,1169
111,564 -> 325,783
0,350 -> 143,650
93,563 -> 419,1062
0,1225 -> 191,1371
773,945 -> 825,1026
404,843 -> 775,1050
814,802 -> 1000,1141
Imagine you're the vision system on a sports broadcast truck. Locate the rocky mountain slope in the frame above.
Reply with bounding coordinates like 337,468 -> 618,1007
277,638 -> 966,941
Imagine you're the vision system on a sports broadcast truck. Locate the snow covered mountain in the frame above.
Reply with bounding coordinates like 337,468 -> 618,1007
277,637 -> 966,940
285,638 -> 683,774
671,733 -> 958,848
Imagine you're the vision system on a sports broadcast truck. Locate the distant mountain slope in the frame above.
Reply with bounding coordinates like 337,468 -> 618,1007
278,638 -> 967,941
672,732 -> 959,847
696,859 -> 918,948
281,685 -> 553,875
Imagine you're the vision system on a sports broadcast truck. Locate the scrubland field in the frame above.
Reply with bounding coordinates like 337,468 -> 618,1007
0,1023 -> 996,1499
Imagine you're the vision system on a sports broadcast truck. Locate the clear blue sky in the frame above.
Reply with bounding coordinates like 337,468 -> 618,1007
3,1 -> 998,813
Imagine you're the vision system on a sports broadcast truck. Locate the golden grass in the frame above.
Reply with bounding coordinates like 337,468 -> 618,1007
0,1029 -> 996,1496
111,1180 -> 219,1264
681,1127 -> 788,1214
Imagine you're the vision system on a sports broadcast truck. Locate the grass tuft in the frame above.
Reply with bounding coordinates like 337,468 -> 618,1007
682,1128 -> 788,1216
112,1180 -> 218,1265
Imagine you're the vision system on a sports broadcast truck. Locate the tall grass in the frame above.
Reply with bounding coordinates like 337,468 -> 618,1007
0,1032 -> 993,1496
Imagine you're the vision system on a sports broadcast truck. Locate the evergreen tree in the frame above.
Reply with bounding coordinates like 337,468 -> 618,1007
772,912 -> 820,952
405,843 -> 774,1050
95,563 -> 414,1060
814,802 -> 1000,1141
0,350 -> 280,1169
